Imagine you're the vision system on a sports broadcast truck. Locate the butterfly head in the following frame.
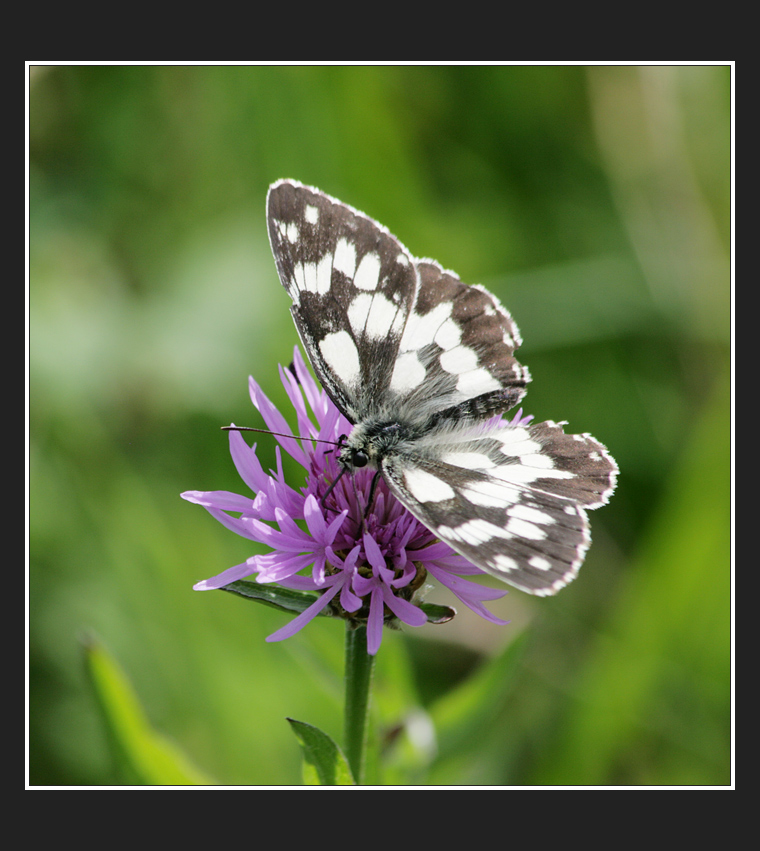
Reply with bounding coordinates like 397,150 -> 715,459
339,439 -> 370,471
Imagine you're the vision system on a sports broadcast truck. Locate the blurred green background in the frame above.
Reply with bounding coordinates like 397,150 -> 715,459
29,64 -> 731,786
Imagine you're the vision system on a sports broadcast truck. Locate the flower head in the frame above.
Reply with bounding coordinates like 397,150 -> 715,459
182,347 -> 533,655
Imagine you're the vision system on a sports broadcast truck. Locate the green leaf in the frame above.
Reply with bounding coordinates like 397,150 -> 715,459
223,581 -> 456,624
419,601 -> 456,624
286,718 -> 355,785
83,636 -> 215,785
221,579 -> 335,615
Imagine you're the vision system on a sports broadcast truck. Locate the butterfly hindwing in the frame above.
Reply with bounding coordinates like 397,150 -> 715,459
381,421 -> 617,595
389,261 -> 530,418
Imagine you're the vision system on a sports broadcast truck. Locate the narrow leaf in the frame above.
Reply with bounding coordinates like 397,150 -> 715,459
222,580 -> 335,616
83,636 -> 215,785
286,718 -> 355,785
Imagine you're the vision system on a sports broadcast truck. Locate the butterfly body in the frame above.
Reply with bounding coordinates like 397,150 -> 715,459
266,179 -> 617,596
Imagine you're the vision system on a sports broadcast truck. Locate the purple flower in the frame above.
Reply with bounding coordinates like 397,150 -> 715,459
182,347 -> 533,655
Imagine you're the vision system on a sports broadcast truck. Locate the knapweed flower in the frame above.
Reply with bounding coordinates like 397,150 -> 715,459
182,347 -> 532,655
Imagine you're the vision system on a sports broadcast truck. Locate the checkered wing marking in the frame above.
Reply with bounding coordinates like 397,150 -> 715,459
382,420 -> 618,595
267,179 -> 417,423
389,261 -> 531,417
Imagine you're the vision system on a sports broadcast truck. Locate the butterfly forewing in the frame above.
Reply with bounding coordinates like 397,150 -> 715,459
265,180 -> 618,595
267,179 -> 417,422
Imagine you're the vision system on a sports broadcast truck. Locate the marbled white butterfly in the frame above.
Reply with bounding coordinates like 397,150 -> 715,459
266,179 -> 617,596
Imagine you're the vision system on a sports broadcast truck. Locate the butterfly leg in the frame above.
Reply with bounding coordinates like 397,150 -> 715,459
320,466 -> 348,512
364,470 -> 382,519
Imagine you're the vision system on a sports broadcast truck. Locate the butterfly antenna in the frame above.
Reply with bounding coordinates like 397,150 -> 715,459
222,425 -> 341,447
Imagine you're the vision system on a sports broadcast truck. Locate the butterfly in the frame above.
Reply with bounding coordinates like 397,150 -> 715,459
265,179 -> 617,596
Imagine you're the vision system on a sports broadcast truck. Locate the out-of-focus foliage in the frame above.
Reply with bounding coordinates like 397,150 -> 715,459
29,64 -> 731,786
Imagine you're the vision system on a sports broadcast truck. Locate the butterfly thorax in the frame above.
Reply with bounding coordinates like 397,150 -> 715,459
338,417 -> 424,472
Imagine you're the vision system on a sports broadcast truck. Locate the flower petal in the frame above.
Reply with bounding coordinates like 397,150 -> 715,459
302,494 -> 328,541
203,506 -> 268,542
181,489 -> 254,513
249,375 -> 309,467
426,565 -> 510,625
279,363 -> 319,442
366,587 -> 385,656
292,345 -> 329,423
194,558 -> 257,590
265,580 -> 342,643
362,532 -> 393,582
228,430 -> 270,494
256,552 -> 317,583
382,584 -> 428,626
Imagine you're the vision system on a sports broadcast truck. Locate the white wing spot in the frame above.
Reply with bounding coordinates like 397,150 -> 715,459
456,367 -> 501,397
304,204 -> 319,225
298,254 -> 333,296
434,317 -> 462,350
460,480 -> 520,508
506,516 -> 546,540
441,451 -> 495,470
508,504 -> 554,525
399,302 -> 453,353
440,345 -> 478,375
496,430 -> 543,456
403,468 -> 455,503
440,519 -> 514,546
333,237 -> 357,278
354,252 -> 382,291
529,555 -> 552,571
492,553 -> 519,573
348,292 -> 400,340
318,331 -> 360,385
519,453 -> 555,469
491,463 -> 573,485
390,351 -> 427,394
497,427 -> 531,446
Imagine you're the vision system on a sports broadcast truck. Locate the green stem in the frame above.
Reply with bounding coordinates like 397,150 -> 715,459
343,623 -> 375,784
